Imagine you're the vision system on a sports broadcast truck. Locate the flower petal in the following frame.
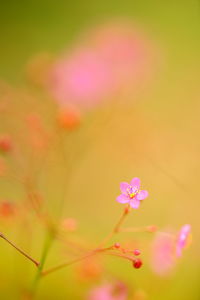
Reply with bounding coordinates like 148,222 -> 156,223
180,224 -> 191,235
151,233 -> 176,275
116,194 -> 129,204
130,177 -> 140,189
136,190 -> 148,200
130,198 -> 140,209
176,224 -> 191,257
176,245 -> 182,257
120,182 -> 129,194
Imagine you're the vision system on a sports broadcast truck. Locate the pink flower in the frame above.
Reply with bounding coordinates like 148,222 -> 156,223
176,224 -> 191,257
49,21 -> 158,110
50,49 -> 113,109
151,225 -> 192,276
116,177 -> 148,209
87,281 -> 128,300
151,232 -> 176,276
91,22 -> 153,87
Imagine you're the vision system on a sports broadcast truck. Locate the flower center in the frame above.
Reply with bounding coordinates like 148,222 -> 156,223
129,192 -> 136,199
127,186 -> 139,199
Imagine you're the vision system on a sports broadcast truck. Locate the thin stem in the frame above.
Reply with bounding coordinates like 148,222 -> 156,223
106,251 -> 134,262
119,227 -> 144,232
98,205 -> 130,247
119,225 -> 157,233
24,178 -> 54,232
113,207 -> 129,233
42,251 -> 96,277
42,246 -> 113,277
39,205 -> 131,278
0,232 -> 39,267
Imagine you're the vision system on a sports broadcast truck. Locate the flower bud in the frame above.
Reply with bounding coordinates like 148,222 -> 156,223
0,135 -> 12,153
133,258 -> 143,269
133,249 -> 141,256
114,242 -> 121,249
57,106 -> 81,130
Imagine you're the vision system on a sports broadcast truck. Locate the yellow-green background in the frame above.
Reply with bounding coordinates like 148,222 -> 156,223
0,0 -> 199,299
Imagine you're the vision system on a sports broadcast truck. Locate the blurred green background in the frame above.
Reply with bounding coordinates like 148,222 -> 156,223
0,0 -> 199,299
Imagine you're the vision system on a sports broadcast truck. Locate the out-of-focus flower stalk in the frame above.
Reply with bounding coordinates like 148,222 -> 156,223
30,232 -> 54,297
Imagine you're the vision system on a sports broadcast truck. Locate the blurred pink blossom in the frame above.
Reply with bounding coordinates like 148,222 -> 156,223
151,232 -> 176,276
51,49 -> 113,109
116,177 -> 148,209
50,21 -> 156,109
87,281 -> 128,300
151,225 -> 192,276
176,224 -> 191,257
91,22 -> 154,87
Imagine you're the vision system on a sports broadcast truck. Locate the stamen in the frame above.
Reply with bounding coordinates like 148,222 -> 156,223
127,186 -> 140,199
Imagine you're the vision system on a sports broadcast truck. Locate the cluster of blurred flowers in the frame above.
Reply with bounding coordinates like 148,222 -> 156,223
0,20 -> 192,299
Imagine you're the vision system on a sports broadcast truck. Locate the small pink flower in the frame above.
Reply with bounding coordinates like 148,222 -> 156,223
176,224 -> 191,257
116,177 -> 148,209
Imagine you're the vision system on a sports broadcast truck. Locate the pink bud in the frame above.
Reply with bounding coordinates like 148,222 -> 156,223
133,249 -> 141,256
114,242 -> 121,249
